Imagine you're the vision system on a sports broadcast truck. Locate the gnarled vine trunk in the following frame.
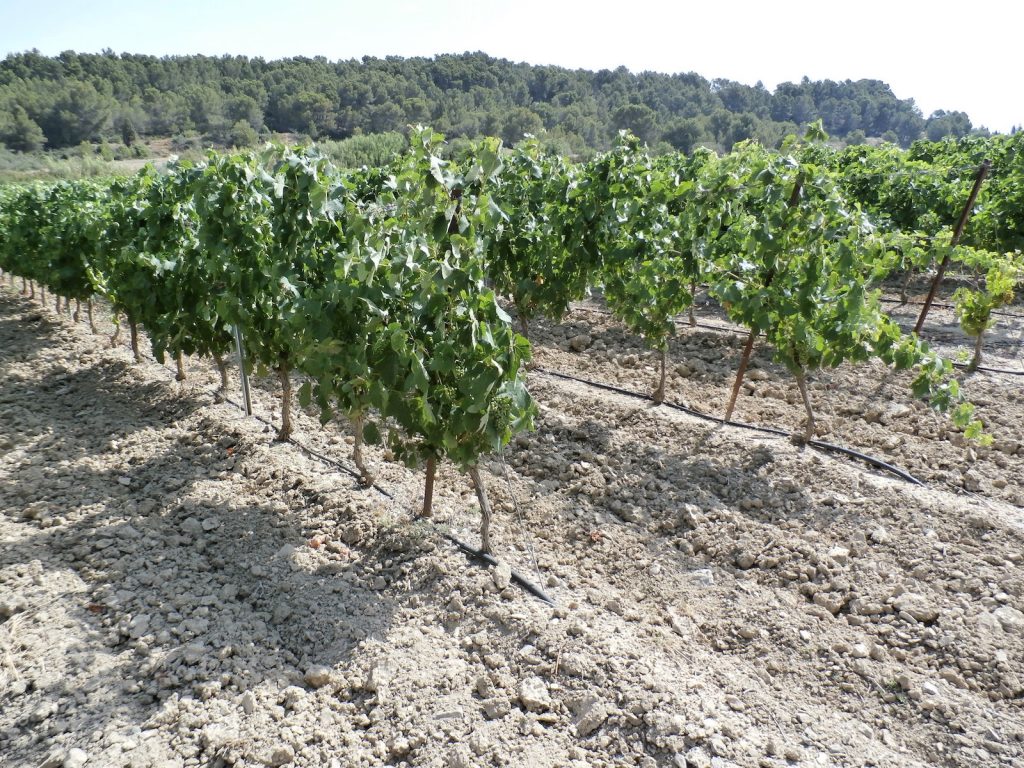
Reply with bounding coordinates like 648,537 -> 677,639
275,365 -> 292,442
420,457 -> 437,518
129,318 -> 141,363
652,346 -> 667,404
351,412 -> 374,486
214,354 -> 229,391
109,315 -> 122,348
725,329 -> 756,421
969,332 -> 984,371
794,370 -> 815,443
468,465 -> 494,555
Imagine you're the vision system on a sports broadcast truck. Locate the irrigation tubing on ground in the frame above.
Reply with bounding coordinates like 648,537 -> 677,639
571,303 -> 751,338
218,393 -> 560,604
569,304 -> 1024,374
534,367 -> 925,486
219,393 -> 395,499
879,295 -> 1024,321
220,391 -> 556,604
442,532 -> 555,606
952,361 -> 1024,376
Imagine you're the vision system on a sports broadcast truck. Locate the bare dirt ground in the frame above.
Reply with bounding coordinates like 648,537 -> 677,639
1,282 -> 1023,768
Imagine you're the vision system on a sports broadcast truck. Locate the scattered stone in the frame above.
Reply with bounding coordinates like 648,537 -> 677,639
962,469 -> 984,492
365,662 -> 393,693
448,747 -> 474,768
0,597 -> 27,619
827,546 -> 850,564
30,701 -> 58,723
683,746 -> 712,768
63,749 -> 89,768
182,617 -> 209,635
267,745 -> 295,767
180,517 -> 203,535
518,676 -> 551,711
304,665 -> 333,689
994,606 -> 1024,635
893,593 -> 938,623
812,591 -> 846,615
939,668 -> 967,689
492,562 -> 512,591
690,569 -> 714,587
271,604 -> 292,624
734,552 -> 755,570
239,691 -> 257,715
725,695 -> 745,712
481,697 -> 512,720
201,725 -> 233,750
574,694 -> 609,737
201,517 -> 220,532
869,527 -> 890,545
128,614 -> 151,639
568,334 -> 592,352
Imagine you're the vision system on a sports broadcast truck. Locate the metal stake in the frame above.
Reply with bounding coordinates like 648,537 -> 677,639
234,325 -> 253,416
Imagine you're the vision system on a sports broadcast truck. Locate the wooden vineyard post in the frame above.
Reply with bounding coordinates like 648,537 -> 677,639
914,160 -> 990,335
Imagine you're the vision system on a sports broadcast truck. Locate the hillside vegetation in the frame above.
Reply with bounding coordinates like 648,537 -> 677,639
0,49 -> 993,158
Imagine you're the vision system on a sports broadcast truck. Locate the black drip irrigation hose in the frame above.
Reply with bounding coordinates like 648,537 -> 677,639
572,304 -> 750,338
952,361 -> 1024,376
570,305 -> 1024,375
534,367 -> 925,486
219,397 -> 555,605
219,393 -> 395,500
442,532 -> 555,606
879,296 -> 1024,321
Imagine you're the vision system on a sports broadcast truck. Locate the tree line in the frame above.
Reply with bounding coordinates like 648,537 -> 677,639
0,49 -> 996,156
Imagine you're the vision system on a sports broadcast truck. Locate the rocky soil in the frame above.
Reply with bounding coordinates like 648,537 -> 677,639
1,282 -> 1023,768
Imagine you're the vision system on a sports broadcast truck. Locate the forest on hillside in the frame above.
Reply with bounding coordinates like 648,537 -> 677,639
0,49 -> 994,157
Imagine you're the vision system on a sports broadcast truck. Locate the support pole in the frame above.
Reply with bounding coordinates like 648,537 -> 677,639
914,160 -> 990,335
234,325 -> 252,416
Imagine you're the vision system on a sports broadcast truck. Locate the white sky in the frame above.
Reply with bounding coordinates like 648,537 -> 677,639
1,0 -> 1019,132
